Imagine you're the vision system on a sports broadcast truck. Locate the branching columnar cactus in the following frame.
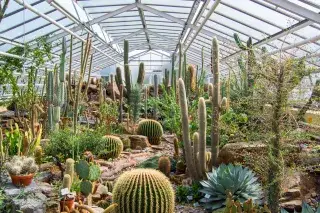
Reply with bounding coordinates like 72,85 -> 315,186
178,79 -> 207,180
98,135 -> 123,160
112,169 -> 175,213
158,156 -> 171,177
137,62 -> 145,86
137,119 -> 163,145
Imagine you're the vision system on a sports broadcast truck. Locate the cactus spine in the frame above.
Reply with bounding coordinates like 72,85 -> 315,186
62,174 -> 72,190
112,169 -> 175,213
158,156 -> 171,177
211,37 -> 220,168
137,62 -> 145,86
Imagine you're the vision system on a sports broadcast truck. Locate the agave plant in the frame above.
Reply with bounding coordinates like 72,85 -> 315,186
281,202 -> 320,213
200,164 -> 262,210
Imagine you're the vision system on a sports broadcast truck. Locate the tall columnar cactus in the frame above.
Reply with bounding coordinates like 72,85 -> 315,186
171,54 -> 176,92
144,86 -> 148,118
211,37 -> 220,168
183,53 -> 187,84
158,156 -> 171,177
124,40 -> 129,67
110,74 -> 115,101
178,78 -> 199,180
179,42 -> 182,78
187,65 -> 196,94
112,169 -> 175,213
164,69 -> 170,92
118,84 -> 123,123
153,75 -> 158,119
62,174 -> 72,190
98,135 -> 123,160
178,79 -> 207,180
137,119 -> 163,145
47,70 -> 54,132
115,67 -> 123,91
65,158 -> 74,183
137,62 -> 145,86
124,65 -> 131,101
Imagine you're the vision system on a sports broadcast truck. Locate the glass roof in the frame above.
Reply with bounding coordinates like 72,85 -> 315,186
1,0 -> 320,90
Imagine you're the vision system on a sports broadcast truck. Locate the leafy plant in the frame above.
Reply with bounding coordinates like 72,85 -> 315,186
200,164 -> 262,211
99,101 -> 118,134
281,202 -> 319,213
3,123 -> 23,156
176,182 -> 202,203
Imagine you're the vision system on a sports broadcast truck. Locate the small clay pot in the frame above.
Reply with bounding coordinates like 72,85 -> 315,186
10,173 -> 34,187
60,197 -> 74,211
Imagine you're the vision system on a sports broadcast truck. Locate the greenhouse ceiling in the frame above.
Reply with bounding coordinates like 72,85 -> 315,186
1,0 -> 320,77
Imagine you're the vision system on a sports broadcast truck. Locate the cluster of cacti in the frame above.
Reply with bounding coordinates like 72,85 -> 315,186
158,156 -> 171,177
137,119 -> 163,145
224,192 -> 270,213
178,78 -> 207,180
75,159 -> 101,196
112,169 -> 175,213
4,156 -> 38,175
234,33 -> 256,89
98,135 -> 123,160
47,37 -> 67,132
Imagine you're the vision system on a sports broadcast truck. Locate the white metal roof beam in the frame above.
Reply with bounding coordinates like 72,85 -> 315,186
109,29 -> 145,45
264,0 -> 320,24
136,0 -> 151,50
42,3 -> 137,44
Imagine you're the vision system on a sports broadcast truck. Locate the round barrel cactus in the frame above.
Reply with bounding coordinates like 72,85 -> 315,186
137,119 -> 163,145
98,135 -> 123,160
112,169 -> 175,213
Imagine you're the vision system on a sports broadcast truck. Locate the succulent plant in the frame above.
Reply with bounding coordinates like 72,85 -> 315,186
200,164 -> 262,211
112,169 -> 175,213
80,180 -> 93,196
104,181 -> 114,192
5,156 -> 38,175
224,192 -> 270,213
158,156 -> 171,177
281,202 -> 319,213
75,160 -> 89,180
137,62 -> 145,86
34,146 -> 42,165
88,163 -> 101,181
98,135 -> 123,160
137,119 -> 163,145
62,174 -> 72,190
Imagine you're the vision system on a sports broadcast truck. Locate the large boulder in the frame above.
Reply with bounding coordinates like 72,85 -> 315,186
106,82 -> 120,99
128,135 -> 151,149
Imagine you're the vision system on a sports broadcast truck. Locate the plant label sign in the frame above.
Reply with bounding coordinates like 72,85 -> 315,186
61,188 -> 70,196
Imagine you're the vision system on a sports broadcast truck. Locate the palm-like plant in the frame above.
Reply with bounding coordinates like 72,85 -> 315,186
200,164 -> 262,211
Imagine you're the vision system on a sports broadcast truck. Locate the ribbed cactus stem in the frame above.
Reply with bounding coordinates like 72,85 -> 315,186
145,86 -> 148,118
137,62 -> 145,85
118,84 -> 123,123
171,54 -> 175,90
211,37 -> 220,168
115,67 -> 123,90
110,74 -> 115,100
183,53 -> 187,84
47,71 -> 53,103
59,37 -> 66,83
153,75 -> 158,119
178,78 -> 199,180
62,174 -> 72,191
198,97 -> 206,176
124,65 -> 131,101
164,69 -> 169,92
124,40 -> 129,66
193,132 -> 201,178
65,158 -> 74,183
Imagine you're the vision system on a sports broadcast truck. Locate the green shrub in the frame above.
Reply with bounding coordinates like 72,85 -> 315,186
77,129 -> 105,155
176,182 -> 202,203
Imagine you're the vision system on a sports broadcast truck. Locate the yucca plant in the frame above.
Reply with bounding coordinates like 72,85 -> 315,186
200,164 -> 262,211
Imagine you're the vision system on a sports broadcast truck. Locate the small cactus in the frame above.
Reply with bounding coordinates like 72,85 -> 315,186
4,156 -> 38,175
173,137 -> 179,158
80,180 -> 93,197
158,156 -> 171,177
62,174 -> 71,190
34,146 -> 42,166
137,119 -> 163,145
112,169 -> 175,213
98,136 -> 123,160
137,63 -> 145,85
65,158 -> 75,183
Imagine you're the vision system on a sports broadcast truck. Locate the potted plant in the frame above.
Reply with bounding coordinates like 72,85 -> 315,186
4,156 -> 38,187
60,193 -> 75,212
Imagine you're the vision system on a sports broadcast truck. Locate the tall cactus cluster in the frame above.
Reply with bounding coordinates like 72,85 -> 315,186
47,37 -> 66,132
178,79 -> 207,180
112,169 -> 175,213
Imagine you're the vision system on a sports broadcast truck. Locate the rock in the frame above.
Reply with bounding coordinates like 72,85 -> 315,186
4,181 -> 41,197
116,134 -> 131,149
311,192 -> 317,198
106,82 -> 120,98
11,192 -> 47,213
45,201 -> 60,213
128,135 -> 150,149
282,172 -> 301,190
283,187 -> 301,199
280,200 -> 302,212
37,182 -> 53,197
151,145 -> 164,150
